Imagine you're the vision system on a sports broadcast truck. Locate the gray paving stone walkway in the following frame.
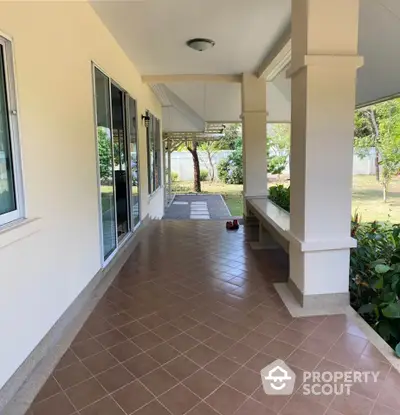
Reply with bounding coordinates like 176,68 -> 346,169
163,194 -> 232,220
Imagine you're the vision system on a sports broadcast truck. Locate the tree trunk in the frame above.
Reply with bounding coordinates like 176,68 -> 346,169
206,149 -> 215,181
369,109 -> 380,182
374,148 -> 380,182
187,141 -> 201,193
383,183 -> 388,203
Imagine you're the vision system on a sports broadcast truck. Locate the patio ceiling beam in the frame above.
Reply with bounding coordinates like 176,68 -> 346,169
256,24 -> 291,81
142,74 -> 242,84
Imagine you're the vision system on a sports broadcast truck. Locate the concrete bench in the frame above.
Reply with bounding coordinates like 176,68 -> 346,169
246,197 -> 290,253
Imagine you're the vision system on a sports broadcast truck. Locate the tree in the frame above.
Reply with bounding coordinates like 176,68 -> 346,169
216,123 -> 241,150
354,108 -> 381,181
267,124 -> 291,175
198,141 -> 218,181
355,99 -> 400,202
98,128 -> 112,182
375,102 -> 400,202
198,124 -> 242,181
187,140 -> 201,192
180,124 -> 242,191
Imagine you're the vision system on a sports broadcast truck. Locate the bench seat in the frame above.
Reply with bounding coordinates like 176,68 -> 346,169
246,197 -> 290,253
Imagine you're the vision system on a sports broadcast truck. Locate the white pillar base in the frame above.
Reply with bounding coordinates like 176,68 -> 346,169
274,282 -> 349,318
287,235 -> 354,310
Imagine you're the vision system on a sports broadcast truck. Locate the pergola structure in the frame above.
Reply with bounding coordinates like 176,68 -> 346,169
163,123 -> 227,205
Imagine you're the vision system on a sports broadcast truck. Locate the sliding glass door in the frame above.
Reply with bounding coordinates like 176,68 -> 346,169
128,97 -> 140,228
94,68 -> 117,260
111,84 -> 130,241
93,66 -> 141,262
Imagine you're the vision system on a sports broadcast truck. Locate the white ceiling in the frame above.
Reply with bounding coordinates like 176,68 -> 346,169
91,0 -> 400,132
357,0 -> 400,106
165,83 -> 241,123
90,0 -> 291,75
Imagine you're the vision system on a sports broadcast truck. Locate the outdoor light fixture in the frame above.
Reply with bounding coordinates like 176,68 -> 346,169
186,38 -> 215,52
141,114 -> 150,128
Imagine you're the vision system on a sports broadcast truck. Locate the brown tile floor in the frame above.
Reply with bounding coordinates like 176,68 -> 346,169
27,221 -> 400,415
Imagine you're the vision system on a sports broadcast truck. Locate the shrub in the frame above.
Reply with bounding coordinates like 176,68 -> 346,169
268,185 -> 290,212
217,159 -> 229,183
350,219 -> 400,354
268,156 -> 287,175
200,169 -> 209,182
171,171 -> 179,182
217,140 -> 243,184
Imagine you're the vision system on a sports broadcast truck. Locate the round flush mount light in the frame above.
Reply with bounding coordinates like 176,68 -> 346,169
186,38 -> 215,52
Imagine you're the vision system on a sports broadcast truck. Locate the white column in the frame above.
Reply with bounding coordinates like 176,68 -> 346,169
241,73 -> 267,205
287,0 -> 363,308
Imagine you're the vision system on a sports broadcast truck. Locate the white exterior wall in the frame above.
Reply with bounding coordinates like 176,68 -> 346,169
352,149 -> 376,175
148,188 -> 165,219
170,151 -> 232,181
283,151 -> 376,175
171,150 -> 376,179
0,2 -> 162,389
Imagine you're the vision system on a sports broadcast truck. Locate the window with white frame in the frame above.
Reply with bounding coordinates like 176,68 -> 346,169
0,37 -> 23,227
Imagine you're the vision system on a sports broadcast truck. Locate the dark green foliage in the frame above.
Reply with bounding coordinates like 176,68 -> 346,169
216,123 -> 291,183
350,217 -> 400,352
268,156 -> 287,175
216,123 -> 241,150
268,185 -> 290,212
217,139 -> 243,184
267,124 -> 290,175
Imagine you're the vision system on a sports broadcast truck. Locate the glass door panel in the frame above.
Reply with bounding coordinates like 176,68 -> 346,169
94,68 -> 117,260
128,97 -> 140,227
111,84 -> 130,241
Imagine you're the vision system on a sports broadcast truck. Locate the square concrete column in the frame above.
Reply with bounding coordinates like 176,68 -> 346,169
241,74 -> 267,211
287,0 -> 364,309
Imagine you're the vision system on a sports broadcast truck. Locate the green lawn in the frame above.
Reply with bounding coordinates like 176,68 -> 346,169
172,175 -> 400,223
352,175 -> 400,222
223,194 -> 243,217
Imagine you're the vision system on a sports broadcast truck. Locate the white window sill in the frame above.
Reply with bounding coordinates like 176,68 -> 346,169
0,217 -> 42,250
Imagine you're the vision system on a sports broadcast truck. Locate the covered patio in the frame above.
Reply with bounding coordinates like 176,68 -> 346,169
2,0 -> 400,414
26,221 -> 398,415
89,0 -> 400,312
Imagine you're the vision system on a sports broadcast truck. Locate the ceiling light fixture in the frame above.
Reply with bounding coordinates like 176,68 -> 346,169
187,38 -> 215,52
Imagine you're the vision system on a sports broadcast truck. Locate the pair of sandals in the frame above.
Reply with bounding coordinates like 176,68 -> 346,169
226,219 -> 239,230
